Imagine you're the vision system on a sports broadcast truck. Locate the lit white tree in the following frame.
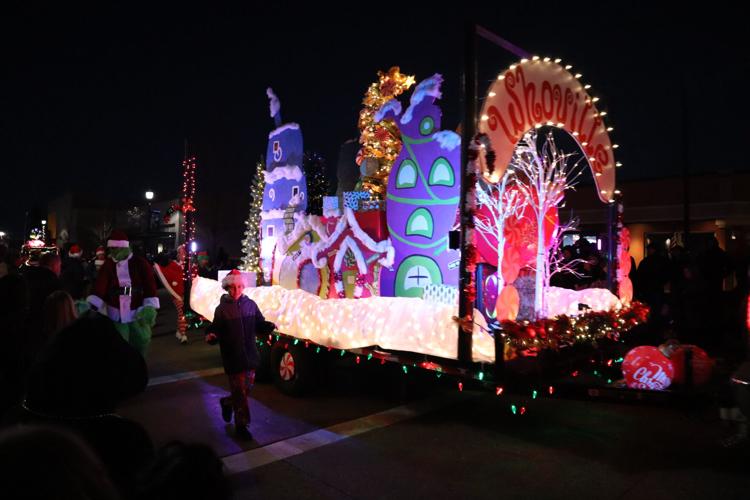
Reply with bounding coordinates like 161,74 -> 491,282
474,171 -> 526,293
513,130 -> 583,319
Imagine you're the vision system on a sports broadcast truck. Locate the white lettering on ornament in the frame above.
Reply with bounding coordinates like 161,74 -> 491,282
633,362 -> 670,390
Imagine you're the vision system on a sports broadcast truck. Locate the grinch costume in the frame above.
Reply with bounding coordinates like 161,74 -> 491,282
86,230 -> 160,355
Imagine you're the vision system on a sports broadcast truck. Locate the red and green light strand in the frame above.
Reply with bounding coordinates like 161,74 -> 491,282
181,156 -> 198,281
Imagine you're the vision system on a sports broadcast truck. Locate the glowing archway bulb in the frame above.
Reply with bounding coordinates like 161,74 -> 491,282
521,58 -> 529,63
565,65 -> 572,70
481,114 -> 489,121
616,162 -> 623,167
532,55 -> 540,60
613,144 -> 620,149
614,189 -> 622,195
534,123 -> 542,128
554,58 -> 562,63
509,64 -> 517,70
600,111 -> 607,117
488,91 -> 496,97
575,73 -> 582,79
497,75 -> 505,80
607,127 -> 614,132
572,131 -> 579,136
584,84 -> 591,89
543,57 -> 551,62
582,142 -> 589,146
592,97 -> 600,102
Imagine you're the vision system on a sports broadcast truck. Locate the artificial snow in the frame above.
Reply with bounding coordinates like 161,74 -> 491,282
401,74 -> 443,124
191,278 -> 496,362
434,131 -> 461,151
268,123 -> 300,140
264,165 -> 304,184
374,98 -> 403,123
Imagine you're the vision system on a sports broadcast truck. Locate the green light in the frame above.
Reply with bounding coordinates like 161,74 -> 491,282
607,379 -> 612,384
511,404 -> 517,415
477,371 -> 484,381
340,350 -> 345,357
402,365 -> 408,374
367,353 -> 373,361
615,357 -> 624,363
436,372 -> 442,378
316,347 -> 321,354
532,390 -> 538,399
275,334 -> 280,341
293,339 -> 299,345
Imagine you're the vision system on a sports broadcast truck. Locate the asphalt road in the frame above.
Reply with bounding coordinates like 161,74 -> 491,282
119,291 -> 750,499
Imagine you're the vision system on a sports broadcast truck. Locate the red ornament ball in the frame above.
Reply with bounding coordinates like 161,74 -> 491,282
621,346 -> 674,391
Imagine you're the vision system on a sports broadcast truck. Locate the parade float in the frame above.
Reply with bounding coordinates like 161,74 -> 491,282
190,50 -> 663,397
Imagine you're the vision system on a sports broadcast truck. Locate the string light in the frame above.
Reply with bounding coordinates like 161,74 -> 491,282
356,67 -> 415,197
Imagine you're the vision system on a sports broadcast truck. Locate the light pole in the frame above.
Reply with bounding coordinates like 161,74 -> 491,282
145,191 -> 154,255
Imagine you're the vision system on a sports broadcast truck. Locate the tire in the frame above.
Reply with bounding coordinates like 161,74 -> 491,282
271,341 -> 312,396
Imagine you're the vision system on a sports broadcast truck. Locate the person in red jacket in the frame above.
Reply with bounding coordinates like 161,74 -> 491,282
154,247 -> 187,344
86,230 -> 159,355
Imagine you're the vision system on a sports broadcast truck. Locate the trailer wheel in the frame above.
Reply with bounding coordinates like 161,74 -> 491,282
271,342 -> 311,396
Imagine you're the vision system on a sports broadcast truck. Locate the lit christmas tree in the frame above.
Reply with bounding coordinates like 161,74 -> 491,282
241,158 -> 265,273
303,152 -> 330,216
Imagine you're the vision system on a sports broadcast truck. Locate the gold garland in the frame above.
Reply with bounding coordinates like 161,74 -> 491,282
356,67 -> 415,197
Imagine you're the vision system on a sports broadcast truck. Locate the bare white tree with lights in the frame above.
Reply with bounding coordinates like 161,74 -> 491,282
513,130 -> 584,319
474,170 -> 526,293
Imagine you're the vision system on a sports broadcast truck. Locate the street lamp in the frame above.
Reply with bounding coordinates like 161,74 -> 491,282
145,191 -> 154,201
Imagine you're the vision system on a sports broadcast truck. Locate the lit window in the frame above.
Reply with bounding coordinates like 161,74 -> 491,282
267,225 -> 274,237
428,157 -> 454,187
396,160 -> 417,189
406,208 -> 434,239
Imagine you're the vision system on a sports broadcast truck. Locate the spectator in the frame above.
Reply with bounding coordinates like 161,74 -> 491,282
12,313 -> 153,494
636,243 -> 670,326
136,441 -> 231,500
43,290 -> 78,339
61,243 -> 88,300
21,252 -> 62,367
0,425 -> 119,500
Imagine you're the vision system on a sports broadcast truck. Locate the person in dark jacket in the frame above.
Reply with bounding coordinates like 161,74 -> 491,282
205,269 -> 272,440
61,243 -> 88,300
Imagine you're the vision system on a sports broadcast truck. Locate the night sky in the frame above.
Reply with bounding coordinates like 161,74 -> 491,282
2,3 -> 748,243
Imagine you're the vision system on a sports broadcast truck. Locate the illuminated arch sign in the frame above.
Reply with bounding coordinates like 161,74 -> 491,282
480,58 -> 617,202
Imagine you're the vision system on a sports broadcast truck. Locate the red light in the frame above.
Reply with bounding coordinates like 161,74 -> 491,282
520,406 -> 527,415
548,385 -> 554,395
356,356 -> 360,364
458,382 -> 463,392
572,370 -> 579,377
495,387 -> 504,396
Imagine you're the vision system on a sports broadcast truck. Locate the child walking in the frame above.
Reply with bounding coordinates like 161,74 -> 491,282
205,270 -> 271,440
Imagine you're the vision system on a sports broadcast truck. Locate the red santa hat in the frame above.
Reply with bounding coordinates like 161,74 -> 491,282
68,244 -> 83,258
221,269 -> 244,289
107,229 -> 129,248
95,246 -> 106,257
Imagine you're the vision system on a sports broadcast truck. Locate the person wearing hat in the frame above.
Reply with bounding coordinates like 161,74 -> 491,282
86,230 -> 160,355
205,269 -> 274,440
153,246 -> 188,344
93,246 -> 106,272
61,244 -> 87,300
